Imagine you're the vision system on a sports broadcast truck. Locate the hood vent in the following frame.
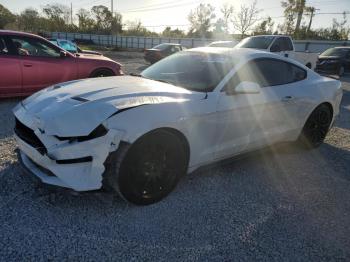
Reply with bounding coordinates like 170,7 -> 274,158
71,96 -> 90,103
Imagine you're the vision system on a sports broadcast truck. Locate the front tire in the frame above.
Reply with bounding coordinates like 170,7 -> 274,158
107,130 -> 188,205
298,104 -> 332,149
338,65 -> 345,77
90,69 -> 115,78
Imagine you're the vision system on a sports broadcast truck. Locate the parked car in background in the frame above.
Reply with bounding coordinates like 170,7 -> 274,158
48,38 -> 102,56
0,30 -> 123,98
14,48 -> 342,205
236,35 -> 319,70
208,41 -> 237,48
316,47 -> 350,76
144,43 -> 184,64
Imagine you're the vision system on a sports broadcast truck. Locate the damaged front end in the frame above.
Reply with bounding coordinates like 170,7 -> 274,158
13,106 -> 124,191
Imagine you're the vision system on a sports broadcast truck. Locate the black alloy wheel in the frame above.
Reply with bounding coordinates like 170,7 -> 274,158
116,130 -> 188,205
299,104 -> 332,148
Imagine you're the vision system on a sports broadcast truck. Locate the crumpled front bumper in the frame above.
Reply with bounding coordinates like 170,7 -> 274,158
14,104 -> 124,191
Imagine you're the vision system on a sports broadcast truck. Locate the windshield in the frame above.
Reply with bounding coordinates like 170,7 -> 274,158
59,40 -> 77,52
152,44 -> 171,50
321,48 -> 348,57
236,36 -> 275,49
141,52 -> 236,92
209,42 -> 236,48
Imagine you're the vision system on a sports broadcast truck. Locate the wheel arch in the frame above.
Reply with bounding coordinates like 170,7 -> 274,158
132,127 -> 191,166
89,67 -> 116,77
303,101 -> 334,127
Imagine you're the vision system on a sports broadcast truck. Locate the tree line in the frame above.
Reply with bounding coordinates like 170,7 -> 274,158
0,1 -> 349,40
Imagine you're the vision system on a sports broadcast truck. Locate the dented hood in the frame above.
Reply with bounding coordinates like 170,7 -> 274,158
15,76 -> 206,136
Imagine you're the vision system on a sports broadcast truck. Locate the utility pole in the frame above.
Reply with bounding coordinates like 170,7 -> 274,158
111,0 -> 114,17
70,2 -> 73,25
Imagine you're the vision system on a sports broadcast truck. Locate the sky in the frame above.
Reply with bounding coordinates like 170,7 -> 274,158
0,0 -> 349,33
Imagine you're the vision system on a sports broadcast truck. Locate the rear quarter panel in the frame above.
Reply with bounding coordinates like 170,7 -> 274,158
305,73 -> 342,122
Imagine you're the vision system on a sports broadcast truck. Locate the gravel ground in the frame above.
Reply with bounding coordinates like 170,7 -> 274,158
1,51 -> 350,261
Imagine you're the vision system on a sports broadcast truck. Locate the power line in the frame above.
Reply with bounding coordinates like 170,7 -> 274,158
120,0 -> 203,13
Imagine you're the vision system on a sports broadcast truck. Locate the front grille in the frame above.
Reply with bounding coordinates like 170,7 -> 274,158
14,118 -> 47,155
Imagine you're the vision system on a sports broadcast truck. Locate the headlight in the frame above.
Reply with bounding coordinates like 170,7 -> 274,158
55,124 -> 108,142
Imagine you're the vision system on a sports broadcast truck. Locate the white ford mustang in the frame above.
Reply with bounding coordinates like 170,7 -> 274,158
13,48 -> 342,205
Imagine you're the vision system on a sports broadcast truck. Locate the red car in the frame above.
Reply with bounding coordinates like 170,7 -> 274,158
0,30 -> 123,98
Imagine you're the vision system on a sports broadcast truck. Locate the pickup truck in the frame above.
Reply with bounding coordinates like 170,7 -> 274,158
235,35 -> 318,70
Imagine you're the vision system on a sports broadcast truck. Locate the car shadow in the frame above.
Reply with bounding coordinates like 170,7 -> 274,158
0,98 -> 20,139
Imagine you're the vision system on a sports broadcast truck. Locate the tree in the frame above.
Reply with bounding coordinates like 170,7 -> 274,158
232,1 -> 260,38
123,21 -> 158,37
18,8 -> 41,32
162,27 -> 185,38
91,5 -> 112,33
294,0 -> 306,32
42,4 -> 70,31
0,4 -> 15,29
253,16 -> 274,35
305,6 -> 316,33
111,13 -> 123,34
188,3 -> 216,38
220,3 -> 234,34
331,12 -> 350,40
280,0 -> 296,34
76,8 -> 95,33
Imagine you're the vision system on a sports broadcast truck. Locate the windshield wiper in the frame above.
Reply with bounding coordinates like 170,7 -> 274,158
153,79 -> 173,85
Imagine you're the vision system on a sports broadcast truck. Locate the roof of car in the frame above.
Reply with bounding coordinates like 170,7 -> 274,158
158,43 -> 181,46
0,30 -> 43,38
248,35 -> 291,38
186,46 -> 269,57
210,41 -> 235,44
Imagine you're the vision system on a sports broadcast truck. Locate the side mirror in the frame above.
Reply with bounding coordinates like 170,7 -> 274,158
233,81 -> 261,94
60,51 -> 67,58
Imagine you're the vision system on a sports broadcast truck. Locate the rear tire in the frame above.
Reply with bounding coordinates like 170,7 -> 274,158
106,130 -> 188,205
298,104 -> 332,149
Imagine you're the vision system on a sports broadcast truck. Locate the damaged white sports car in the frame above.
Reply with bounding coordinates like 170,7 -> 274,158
14,48 -> 342,205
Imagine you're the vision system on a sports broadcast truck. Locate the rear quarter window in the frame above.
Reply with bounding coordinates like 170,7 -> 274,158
231,58 -> 307,87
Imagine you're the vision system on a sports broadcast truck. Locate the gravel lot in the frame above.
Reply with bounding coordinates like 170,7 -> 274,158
1,51 -> 350,261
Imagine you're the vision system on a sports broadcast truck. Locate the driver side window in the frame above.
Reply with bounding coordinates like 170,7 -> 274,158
10,36 -> 61,58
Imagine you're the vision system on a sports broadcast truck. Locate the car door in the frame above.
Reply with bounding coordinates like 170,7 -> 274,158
248,59 -> 309,136
8,35 -> 78,94
281,37 -> 294,59
270,37 -> 293,59
214,58 -> 304,160
0,35 -> 22,96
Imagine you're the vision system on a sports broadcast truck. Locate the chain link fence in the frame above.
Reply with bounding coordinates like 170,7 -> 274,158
48,32 -> 350,53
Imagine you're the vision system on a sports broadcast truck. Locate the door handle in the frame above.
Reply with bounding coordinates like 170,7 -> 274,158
284,53 -> 289,58
23,64 -> 33,67
281,96 -> 294,102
